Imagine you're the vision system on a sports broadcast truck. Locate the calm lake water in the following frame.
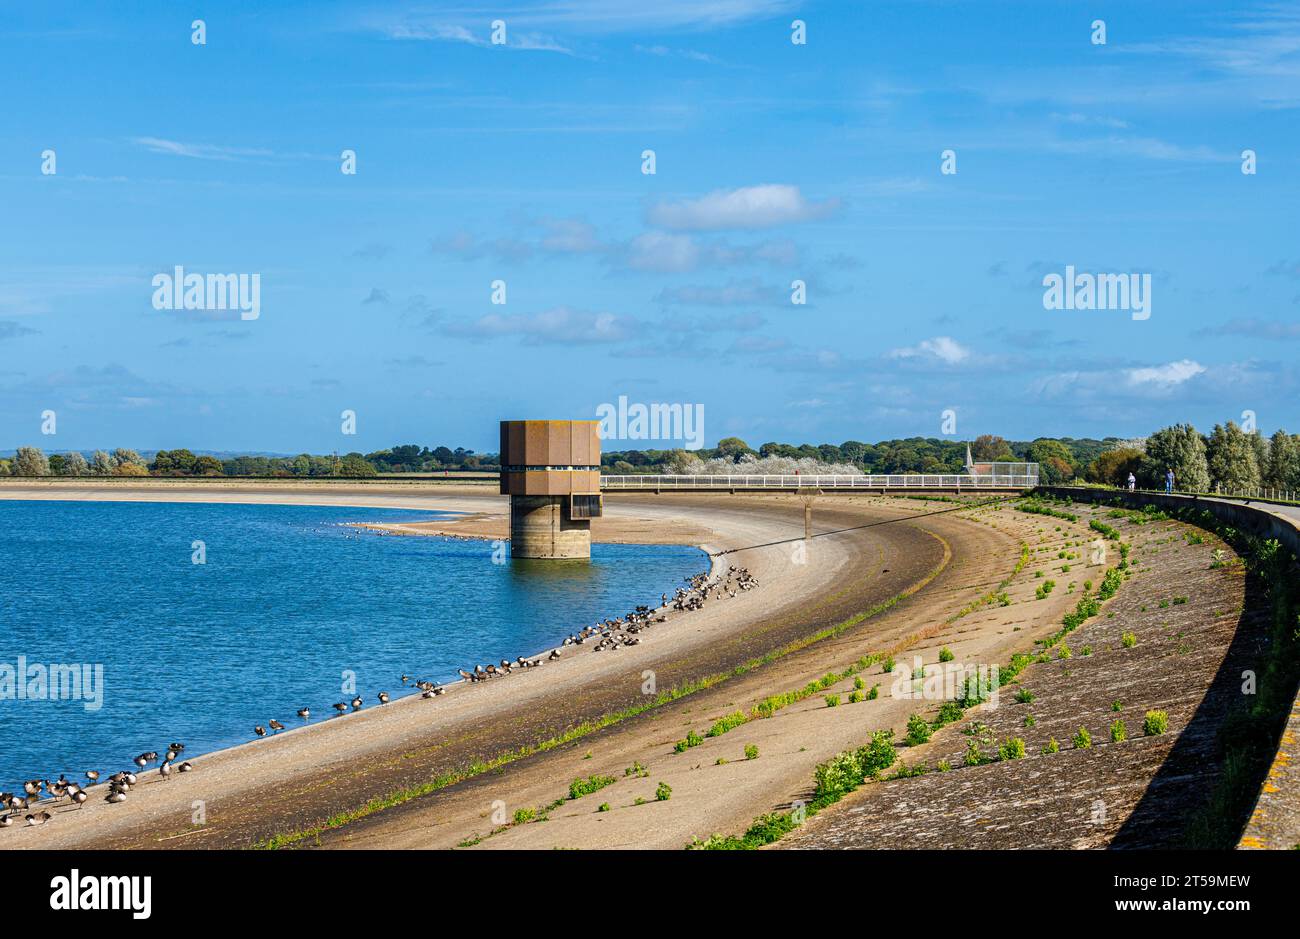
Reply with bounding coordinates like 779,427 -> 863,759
0,500 -> 706,791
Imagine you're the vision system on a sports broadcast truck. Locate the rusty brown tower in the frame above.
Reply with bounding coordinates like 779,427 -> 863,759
499,420 -> 603,558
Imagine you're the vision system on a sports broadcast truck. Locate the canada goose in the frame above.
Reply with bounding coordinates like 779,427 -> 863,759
123,772 -> 138,786
433,686 -> 445,696
165,749 -> 179,762
0,815 -> 12,828
133,754 -> 148,770
85,770 -> 100,783
268,719 -> 285,732
350,696 -> 363,710
254,726 -> 267,737
178,762 -> 193,773
22,780 -> 41,798
458,668 -> 474,681
377,692 -> 390,705
549,649 -> 561,660
72,790 -> 88,808
332,702 -> 348,715
159,762 -> 173,781
297,707 -> 310,720
105,791 -> 127,804
26,811 -> 52,827
400,674 -> 411,685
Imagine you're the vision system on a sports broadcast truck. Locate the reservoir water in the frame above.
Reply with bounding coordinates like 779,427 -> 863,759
0,500 -> 706,791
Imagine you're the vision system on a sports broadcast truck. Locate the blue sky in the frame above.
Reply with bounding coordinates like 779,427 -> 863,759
2,0 -> 1298,454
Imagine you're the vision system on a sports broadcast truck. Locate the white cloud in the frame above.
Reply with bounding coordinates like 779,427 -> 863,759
132,137 -> 330,163
382,22 -> 573,54
625,231 -> 701,273
1126,359 -> 1206,387
635,44 -> 720,63
443,306 -> 638,344
133,137 -> 276,162
889,336 -> 971,365
647,184 -> 839,231
375,1 -> 790,37
539,217 -> 602,254
622,232 -> 799,273
655,277 -> 784,307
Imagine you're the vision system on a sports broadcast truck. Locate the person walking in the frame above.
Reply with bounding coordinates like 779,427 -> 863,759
1127,472 -> 1136,492
1165,467 -> 1175,494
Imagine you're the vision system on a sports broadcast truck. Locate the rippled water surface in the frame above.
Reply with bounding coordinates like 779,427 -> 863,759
0,500 -> 706,789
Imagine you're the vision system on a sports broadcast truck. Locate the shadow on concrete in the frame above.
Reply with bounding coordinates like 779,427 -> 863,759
1110,564 -> 1294,848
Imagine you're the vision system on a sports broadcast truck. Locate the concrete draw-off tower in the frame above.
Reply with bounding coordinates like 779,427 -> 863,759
499,420 -> 604,559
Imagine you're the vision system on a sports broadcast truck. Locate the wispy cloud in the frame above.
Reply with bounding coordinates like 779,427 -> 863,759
132,137 -> 330,163
443,306 -> 641,344
654,277 -> 786,307
1196,317 -> 1300,340
368,0 -> 790,43
0,321 -> 38,340
1126,359 -> 1206,387
635,44 -> 722,64
622,231 -> 797,273
889,336 -> 971,366
430,231 -> 534,263
647,184 -> 840,231
381,21 -> 574,55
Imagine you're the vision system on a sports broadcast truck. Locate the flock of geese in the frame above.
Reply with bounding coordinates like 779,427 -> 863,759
2,565 -> 757,833
2,743 -> 192,828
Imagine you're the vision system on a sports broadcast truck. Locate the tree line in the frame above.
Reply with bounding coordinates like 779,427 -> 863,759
601,434 -> 1110,483
0,444 -> 494,478
603,424 -> 1300,493
4,423 -> 1298,492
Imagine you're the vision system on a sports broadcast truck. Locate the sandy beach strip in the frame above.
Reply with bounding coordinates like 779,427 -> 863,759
0,481 -> 1004,850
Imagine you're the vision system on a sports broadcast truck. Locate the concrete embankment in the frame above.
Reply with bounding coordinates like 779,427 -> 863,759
1042,486 -> 1300,850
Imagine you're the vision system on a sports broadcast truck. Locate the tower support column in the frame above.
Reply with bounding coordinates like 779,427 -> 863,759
509,495 -> 592,559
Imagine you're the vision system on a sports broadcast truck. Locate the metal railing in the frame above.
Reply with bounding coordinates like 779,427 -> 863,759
599,473 -> 1038,490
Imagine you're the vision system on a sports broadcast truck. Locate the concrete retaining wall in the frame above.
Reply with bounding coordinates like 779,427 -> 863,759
1041,486 -> 1300,850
